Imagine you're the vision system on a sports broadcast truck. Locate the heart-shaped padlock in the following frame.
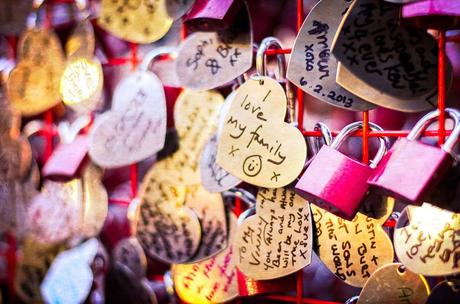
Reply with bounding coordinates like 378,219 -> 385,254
89,65 -> 167,168
234,186 -> 313,280
172,212 -> 239,304
311,195 -> 395,287
217,37 -> 306,188
287,0 -> 376,111
176,4 -> 253,90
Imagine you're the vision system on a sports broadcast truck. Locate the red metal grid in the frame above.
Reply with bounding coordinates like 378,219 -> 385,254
3,0 -> 458,303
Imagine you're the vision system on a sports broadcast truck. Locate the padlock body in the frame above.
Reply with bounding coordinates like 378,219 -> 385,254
368,138 -> 454,204
402,0 -> 460,30
183,0 -> 244,31
295,146 -> 373,220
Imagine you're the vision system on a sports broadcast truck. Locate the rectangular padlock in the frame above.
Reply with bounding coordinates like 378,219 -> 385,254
368,108 -> 460,205
183,0 -> 244,32
402,0 -> 460,30
296,122 -> 388,220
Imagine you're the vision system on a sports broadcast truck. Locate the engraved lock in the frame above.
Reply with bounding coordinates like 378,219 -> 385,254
173,210 -> 240,304
256,36 -> 295,124
234,186 -> 313,280
402,0 -> 460,30
286,0 -> 376,111
368,108 -> 460,205
88,51 -> 168,168
176,6 -> 253,90
234,188 -> 305,292
296,121 -> 389,220
183,0 -> 244,31
141,47 -> 180,129
216,37 -> 306,188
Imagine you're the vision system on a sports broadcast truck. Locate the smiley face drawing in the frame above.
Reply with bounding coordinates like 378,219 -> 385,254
242,155 -> 262,177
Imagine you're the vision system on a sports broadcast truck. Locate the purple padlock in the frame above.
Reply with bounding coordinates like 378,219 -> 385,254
402,0 -> 460,30
296,121 -> 389,220
368,108 -> 460,205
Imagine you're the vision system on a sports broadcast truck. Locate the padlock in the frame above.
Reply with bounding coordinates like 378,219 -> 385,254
140,48 -> 181,160
183,0 -> 244,32
402,0 -> 460,30
425,161 -> 460,213
296,122 -> 388,220
368,108 -> 460,205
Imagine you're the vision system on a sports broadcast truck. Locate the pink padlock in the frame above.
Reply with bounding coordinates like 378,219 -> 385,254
369,108 -> 460,205
296,122 -> 388,220
402,0 -> 460,30
183,0 -> 244,31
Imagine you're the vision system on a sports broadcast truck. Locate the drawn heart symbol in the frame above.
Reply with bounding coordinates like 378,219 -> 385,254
7,28 -> 64,116
172,213 -> 239,304
98,0 -> 173,44
135,171 -> 202,264
332,0 -> 439,99
175,5 -> 253,90
234,187 -> 313,280
311,195 -> 395,287
394,203 -> 460,276
152,89 -> 224,186
217,76 -> 306,188
89,70 -> 167,168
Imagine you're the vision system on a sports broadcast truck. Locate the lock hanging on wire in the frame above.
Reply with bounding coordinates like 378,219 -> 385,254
296,121 -> 389,220
368,108 -> 460,205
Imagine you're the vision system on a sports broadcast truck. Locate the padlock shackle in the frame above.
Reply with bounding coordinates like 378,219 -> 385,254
256,37 -> 286,78
256,37 -> 295,124
221,188 -> 256,209
345,296 -> 359,304
311,122 -> 332,154
237,207 -> 256,225
331,121 -> 389,169
140,47 -> 177,72
407,108 -> 460,154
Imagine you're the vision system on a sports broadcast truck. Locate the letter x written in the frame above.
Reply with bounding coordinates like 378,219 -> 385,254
229,146 -> 239,157
271,171 -> 281,181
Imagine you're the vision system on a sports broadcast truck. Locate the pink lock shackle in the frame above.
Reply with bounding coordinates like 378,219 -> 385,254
407,108 -> 460,155
331,121 -> 390,169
